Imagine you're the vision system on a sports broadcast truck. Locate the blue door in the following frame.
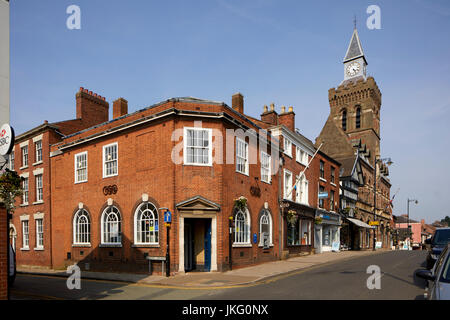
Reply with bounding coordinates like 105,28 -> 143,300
204,219 -> 211,272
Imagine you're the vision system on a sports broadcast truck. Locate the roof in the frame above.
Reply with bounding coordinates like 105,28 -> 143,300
394,215 -> 419,224
343,28 -> 367,64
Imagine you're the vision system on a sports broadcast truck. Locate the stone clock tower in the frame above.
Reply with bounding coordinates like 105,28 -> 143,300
317,27 -> 382,164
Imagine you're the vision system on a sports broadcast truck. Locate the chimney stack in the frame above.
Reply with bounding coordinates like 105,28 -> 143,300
76,87 -> 109,127
278,105 -> 295,132
232,93 -> 244,114
113,98 -> 128,119
260,102 -> 278,125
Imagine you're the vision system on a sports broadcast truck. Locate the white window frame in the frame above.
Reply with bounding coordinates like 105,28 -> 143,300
330,190 -> 335,212
134,202 -> 159,245
22,177 -> 29,205
260,151 -> 271,184
183,127 -> 213,166
296,147 -> 308,166
259,210 -> 273,247
283,136 -> 292,157
75,151 -> 88,183
35,219 -> 44,249
101,206 -> 122,245
233,208 -> 251,246
284,169 -> 293,200
73,209 -> 91,245
236,138 -> 249,175
21,145 -> 28,168
35,140 -> 43,163
295,175 -> 309,205
35,174 -> 43,202
22,220 -> 29,249
102,142 -> 118,178
9,148 -> 14,170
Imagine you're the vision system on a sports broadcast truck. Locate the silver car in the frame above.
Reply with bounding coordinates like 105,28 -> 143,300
416,244 -> 450,300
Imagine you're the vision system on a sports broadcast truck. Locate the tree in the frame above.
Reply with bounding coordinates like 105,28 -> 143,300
441,216 -> 450,227
0,168 -> 23,213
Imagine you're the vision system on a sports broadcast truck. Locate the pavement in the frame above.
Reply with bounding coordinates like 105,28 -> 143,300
17,249 -> 390,288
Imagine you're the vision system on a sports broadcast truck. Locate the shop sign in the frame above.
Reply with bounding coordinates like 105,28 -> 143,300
318,192 -> 328,199
0,124 -> 15,156
369,221 -> 379,226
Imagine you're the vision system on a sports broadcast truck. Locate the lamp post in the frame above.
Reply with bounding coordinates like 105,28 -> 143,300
407,198 -> 418,250
373,157 -> 393,251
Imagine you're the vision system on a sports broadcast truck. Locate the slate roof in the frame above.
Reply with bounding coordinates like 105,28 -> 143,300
344,28 -> 367,64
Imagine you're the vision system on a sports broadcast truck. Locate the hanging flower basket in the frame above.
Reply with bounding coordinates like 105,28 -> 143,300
287,210 -> 298,225
315,217 -> 323,225
234,196 -> 248,211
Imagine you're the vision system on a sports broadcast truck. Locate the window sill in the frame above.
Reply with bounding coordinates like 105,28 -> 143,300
319,178 -> 327,183
20,203 -> 29,207
183,162 -> 213,167
258,243 -> 274,248
236,170 -> 249,177
33,201 -> 44,205
33,161 -> 43,166
75,180 -> 88,185
232,243 -> 252,248
103,174 -> 119,179
283,153 -> 293,159
20,166 -> 28,170
261,180 -> 271,185
132,244 -> 160,248
330,182 -> 337,187
72,244 -> 92,248
20,247 -> 30,251
34,247 -> 44,251
99,244 -> 122,248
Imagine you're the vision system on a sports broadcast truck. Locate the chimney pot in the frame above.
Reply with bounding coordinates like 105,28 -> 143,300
263,105 -> 268,113
281,106 -> 286,114
288,106 -> 293,113
270,103 -> 275,111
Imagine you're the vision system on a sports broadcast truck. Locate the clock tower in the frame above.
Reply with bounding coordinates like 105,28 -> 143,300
343,27 -> 367,83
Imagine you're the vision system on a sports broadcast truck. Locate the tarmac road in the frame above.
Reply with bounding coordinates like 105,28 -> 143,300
10,250 -> 429,300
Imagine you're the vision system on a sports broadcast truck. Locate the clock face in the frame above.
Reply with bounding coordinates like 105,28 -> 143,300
346,61 -> 361,77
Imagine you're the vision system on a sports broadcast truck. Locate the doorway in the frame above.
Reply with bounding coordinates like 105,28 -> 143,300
184,218 -> 211,272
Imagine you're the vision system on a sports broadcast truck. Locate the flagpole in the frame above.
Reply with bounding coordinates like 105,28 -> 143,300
286,143 -> 323,199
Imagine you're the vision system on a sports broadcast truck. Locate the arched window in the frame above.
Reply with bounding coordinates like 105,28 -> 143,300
259,209 -> 272,247
101,206 -> 121,244
342,110 -> 347,131
134,202 -> 159,245
356,107 -> 361,129
234,208 -> 250,244
73,209 -> 91,245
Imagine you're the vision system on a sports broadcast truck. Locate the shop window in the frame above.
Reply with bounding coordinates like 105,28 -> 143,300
287,219 -> 300,245
101,205 -> 122,244
73,209 -> 91,245
234,208 -> 250,245
134,202 -> 159,245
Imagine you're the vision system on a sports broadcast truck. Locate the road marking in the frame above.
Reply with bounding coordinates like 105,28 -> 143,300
11,290 -> 64,300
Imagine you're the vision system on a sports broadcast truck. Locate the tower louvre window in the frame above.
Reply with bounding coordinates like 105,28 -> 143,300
342,110 -> 347,131
356,107 -> 361,129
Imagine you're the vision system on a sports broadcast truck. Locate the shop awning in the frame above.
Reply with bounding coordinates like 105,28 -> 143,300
346,217 -> 375,229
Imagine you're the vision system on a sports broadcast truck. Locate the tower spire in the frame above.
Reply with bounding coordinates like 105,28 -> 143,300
353,15 -> 357,30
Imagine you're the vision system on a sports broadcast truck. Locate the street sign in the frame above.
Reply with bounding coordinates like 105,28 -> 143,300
0,124 -> 14,156
164,210 -> 172,223
318,192 -> 328,199
369,221 -> 379,226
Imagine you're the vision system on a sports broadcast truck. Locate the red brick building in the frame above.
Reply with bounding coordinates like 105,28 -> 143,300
0,203 -> 7,300
49,91 -> 282,273
9,89 -> 110,269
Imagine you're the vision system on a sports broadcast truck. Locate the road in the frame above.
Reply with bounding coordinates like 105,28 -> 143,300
10,250 -> 429,300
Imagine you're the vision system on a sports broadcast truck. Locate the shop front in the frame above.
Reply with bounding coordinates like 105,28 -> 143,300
314,209 -> 341,253
283,201 -> 315,256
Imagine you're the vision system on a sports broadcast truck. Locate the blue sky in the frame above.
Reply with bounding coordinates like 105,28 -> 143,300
9,0 -> 450,223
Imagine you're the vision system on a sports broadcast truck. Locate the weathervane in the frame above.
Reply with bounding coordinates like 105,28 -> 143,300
353,15 -> 357,29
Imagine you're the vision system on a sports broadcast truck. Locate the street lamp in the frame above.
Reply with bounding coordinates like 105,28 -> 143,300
407,198 -> 418,250
373,157 -> 393,251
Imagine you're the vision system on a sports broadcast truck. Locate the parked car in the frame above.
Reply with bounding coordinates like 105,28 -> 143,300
9,244 -> 16,286
416,244 -> 450,300
425,227 -> 450,269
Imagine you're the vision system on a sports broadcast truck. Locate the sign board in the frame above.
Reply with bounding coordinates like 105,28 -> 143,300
0,124 -> 14,156
164,210 -> 172,223
318,192 -> 328,199
253,233 -> 257,244
369,221 -> 379,226
375,241 -> 382,249
332,241 -> 340,252
262,232 -> 270,249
